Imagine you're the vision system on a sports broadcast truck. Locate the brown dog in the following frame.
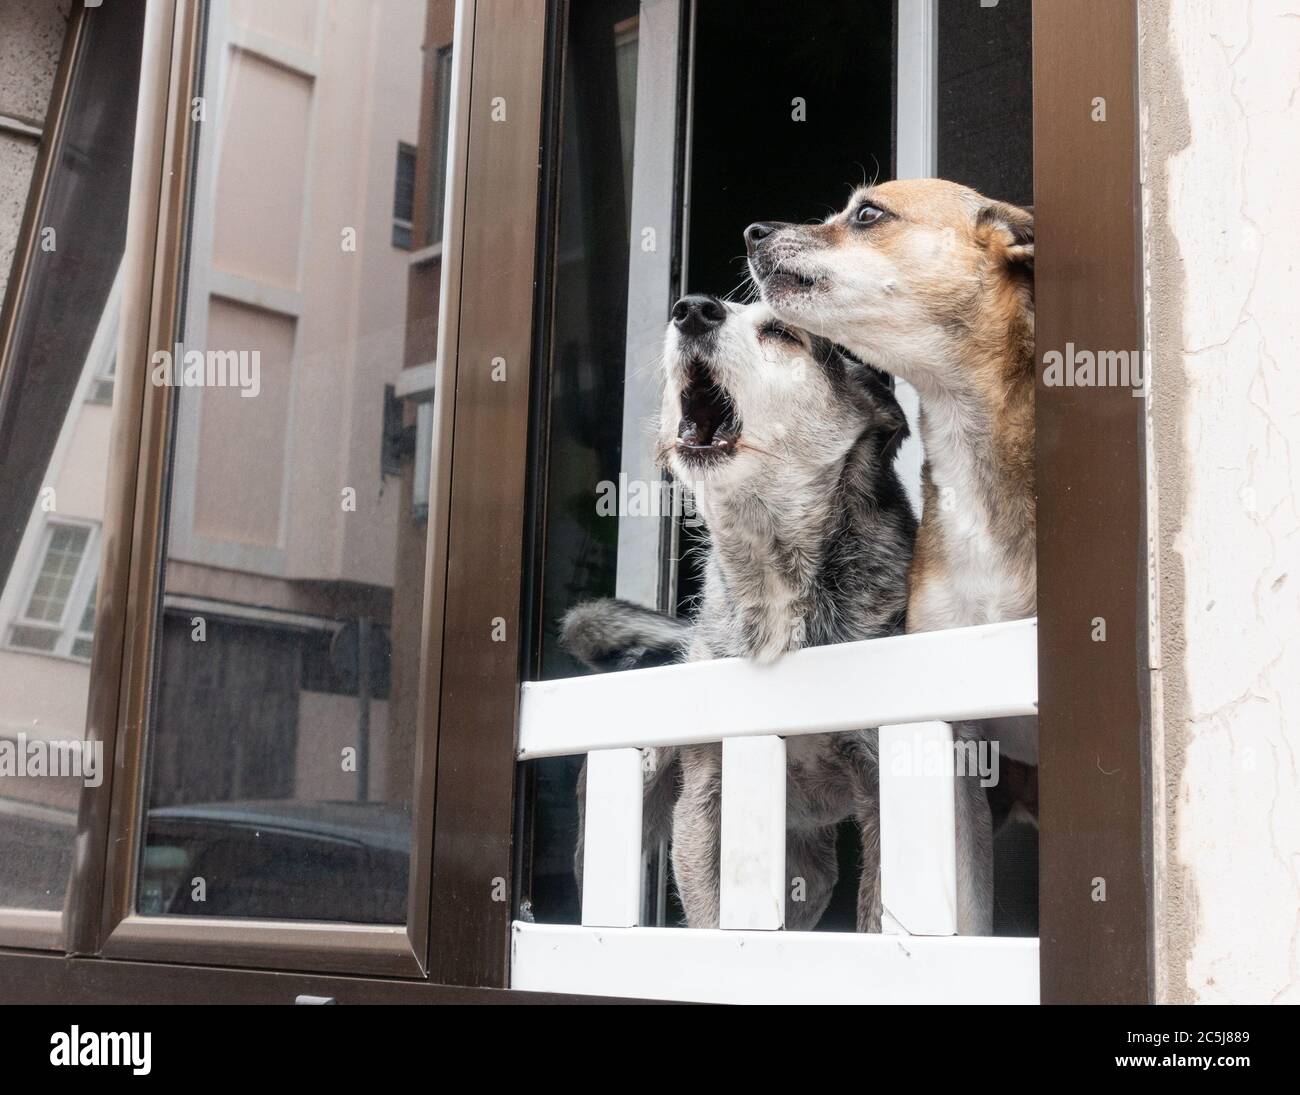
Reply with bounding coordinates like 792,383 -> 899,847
745,178 -> 1036,933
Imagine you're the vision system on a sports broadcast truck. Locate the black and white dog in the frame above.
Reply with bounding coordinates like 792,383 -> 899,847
563,296 -> 915,930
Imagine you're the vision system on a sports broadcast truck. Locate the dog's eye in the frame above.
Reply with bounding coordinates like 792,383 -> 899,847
760,322 -> 802,346
854,203 -> 885,226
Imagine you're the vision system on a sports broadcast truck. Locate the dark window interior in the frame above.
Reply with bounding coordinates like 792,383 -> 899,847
937,0 -> 1034,208
685,0 -> 895,298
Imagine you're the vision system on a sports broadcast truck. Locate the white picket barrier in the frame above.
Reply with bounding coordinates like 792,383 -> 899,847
513,618 -> 1039,1003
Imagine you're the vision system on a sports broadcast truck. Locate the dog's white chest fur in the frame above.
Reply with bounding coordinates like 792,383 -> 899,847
910,406 -> 1034,631
928,493 -> 1025,626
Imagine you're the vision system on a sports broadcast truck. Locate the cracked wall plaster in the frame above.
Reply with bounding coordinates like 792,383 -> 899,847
1141,0 -> 1300,1004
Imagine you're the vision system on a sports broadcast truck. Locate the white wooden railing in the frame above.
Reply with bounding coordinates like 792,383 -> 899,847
510,618 -> 1040,1004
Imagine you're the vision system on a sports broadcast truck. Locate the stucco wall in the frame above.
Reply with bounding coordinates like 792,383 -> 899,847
0,0 -> 70,307
1141,0 -> 1300,1003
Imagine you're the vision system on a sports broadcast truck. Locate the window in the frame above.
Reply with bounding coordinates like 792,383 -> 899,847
423,45 -> 453,248
87,354 -> 116,406
392,141 -> 416,249
5,520 -> 100,661
510,0 -> 1057,1002
22,524 -> 90,626
72,578 -> 97,661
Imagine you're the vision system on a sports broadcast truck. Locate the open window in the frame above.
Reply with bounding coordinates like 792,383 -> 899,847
510,0 -> 1046,1002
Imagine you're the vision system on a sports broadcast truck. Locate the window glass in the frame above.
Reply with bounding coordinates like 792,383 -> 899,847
525,0 -> 644,927
0,1 -> 144,912
136,0 -> 456,924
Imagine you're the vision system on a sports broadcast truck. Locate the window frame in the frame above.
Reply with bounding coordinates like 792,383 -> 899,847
70,0 -> 471,979
1031,0 -> 1152,1005
0,0 -> 1151,1004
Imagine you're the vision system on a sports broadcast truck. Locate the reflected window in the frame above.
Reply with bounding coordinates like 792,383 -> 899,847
393,141 -> 416,249
5,520 -> 99,659
424,45 -> 453,248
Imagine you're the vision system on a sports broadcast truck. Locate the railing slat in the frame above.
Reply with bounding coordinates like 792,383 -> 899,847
580,748 -> 643,927
879,721 -> 957,935
720,736 -> 786,930
518,619 -> 1037,759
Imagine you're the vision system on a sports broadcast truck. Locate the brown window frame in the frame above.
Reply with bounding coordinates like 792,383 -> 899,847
1032,0 -> 1151,1005
0,0 -> 1150,1003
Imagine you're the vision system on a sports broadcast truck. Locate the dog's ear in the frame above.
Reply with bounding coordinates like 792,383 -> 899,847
878,401 -> 909,462
842,351 -> 909,461
975,201 -> 1034,270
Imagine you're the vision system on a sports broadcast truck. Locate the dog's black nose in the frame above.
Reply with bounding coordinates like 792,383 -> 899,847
672,294 -> 725,337
744,222 -> 779,256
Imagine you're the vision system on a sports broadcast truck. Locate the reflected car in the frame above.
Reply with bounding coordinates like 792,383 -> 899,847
139,799 -> 410,924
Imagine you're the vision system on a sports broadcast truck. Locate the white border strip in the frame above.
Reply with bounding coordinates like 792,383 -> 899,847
518,618 -> 1037,759
895,0 -> 938,180
511,922 -> 1039,1004
891,0 -> 938,518
615,0 -> 684,608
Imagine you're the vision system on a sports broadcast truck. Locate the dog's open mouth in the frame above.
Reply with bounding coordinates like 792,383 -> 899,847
676,359 -> 740,463
763,266 -> 822,295
749,249 -> 822,296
